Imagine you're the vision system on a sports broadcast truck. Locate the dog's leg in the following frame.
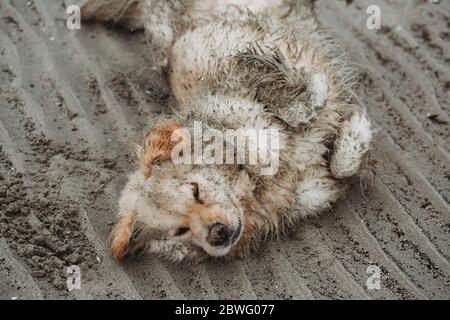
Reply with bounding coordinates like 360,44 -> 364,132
294,166 -> 343,218
330,112 -> 372,179
81,0 -> 188,69
278,70 -> 329,126
234,45 -> 328,127
141,0 -> 192,69
81,0 -> 144,30
108,210 -> 137,261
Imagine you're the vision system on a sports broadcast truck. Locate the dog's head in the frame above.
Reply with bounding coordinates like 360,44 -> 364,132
109,120 -> 254,262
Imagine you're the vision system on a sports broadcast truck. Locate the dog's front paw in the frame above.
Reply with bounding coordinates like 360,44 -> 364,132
331,112 -> 372,179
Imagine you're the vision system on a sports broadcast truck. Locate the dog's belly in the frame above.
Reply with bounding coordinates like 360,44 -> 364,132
169,9 -> 333,112
169,29 -> 323,108
169,0 -> 287,108
169,23 -> 259,109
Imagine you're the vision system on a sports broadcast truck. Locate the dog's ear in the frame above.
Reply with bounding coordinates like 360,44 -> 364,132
140,121 -> 183,178
108,210 -> 137,262
81,0 -> 144,30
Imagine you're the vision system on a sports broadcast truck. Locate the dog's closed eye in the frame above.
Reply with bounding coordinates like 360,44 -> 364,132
190,182 -> 204,204
174,226 -> 190,236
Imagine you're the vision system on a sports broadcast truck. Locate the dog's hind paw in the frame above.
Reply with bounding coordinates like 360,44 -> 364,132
81,0 -> 144,30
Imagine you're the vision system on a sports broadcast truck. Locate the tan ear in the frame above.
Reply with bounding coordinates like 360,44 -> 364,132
108,211 -> 137,262
141,121 -> 182,178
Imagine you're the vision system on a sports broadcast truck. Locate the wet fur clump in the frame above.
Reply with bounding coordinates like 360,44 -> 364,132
81,0 -> 373,263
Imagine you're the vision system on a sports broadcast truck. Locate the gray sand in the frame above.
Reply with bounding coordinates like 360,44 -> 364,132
0,0 -> 449,299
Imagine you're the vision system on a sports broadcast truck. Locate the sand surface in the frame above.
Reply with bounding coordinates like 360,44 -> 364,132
0,0 -> 449,299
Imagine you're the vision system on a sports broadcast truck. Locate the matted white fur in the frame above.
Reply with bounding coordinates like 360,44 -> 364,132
331,113 -> 372,179
81,0 -> 373,262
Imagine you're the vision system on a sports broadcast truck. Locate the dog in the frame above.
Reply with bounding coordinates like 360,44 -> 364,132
81,0 -> 373,262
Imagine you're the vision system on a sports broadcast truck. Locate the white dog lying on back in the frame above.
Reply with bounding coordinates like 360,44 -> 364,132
81,0 -> 372,262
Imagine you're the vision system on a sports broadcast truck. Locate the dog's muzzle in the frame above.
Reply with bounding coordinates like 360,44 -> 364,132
207,220 -> 242,247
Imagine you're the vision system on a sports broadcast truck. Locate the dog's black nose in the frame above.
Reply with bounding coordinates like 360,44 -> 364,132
207,222 -> 229,246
